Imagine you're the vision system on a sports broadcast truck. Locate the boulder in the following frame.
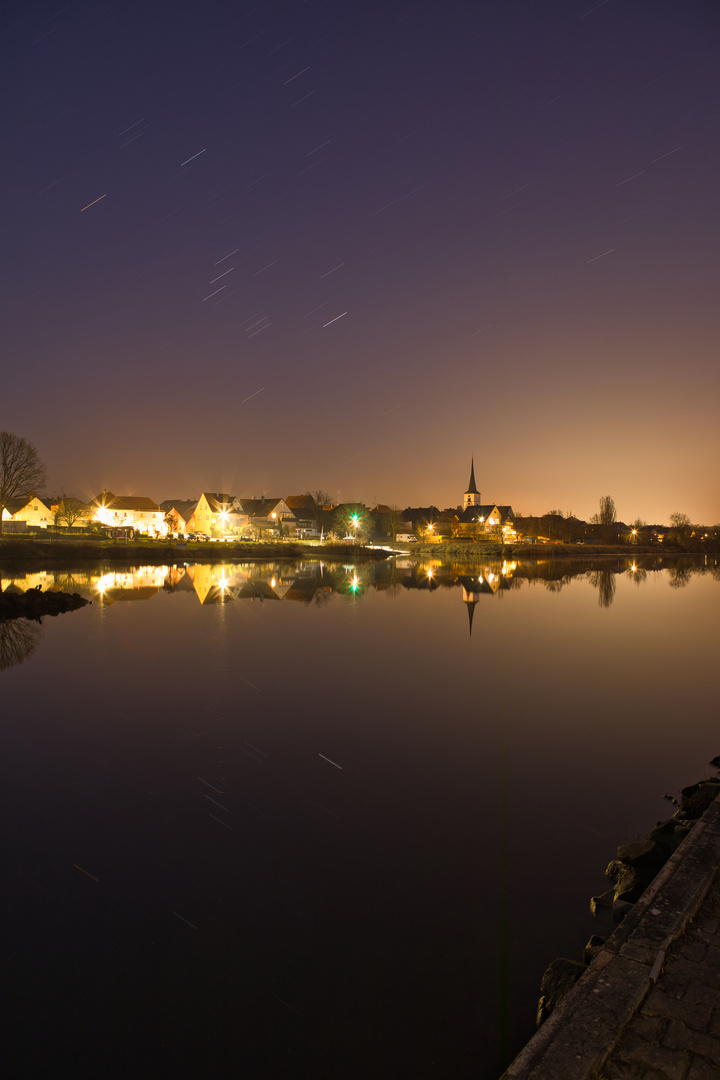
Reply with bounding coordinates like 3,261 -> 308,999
590,888 -> 615,916
675,783 -> 720,821
536,958 -> 586,1026
613,863 -> 656,903
583,935 -> 606,965
616,838 -> 666,868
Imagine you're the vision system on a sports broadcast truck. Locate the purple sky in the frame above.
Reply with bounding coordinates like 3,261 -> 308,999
4,0 -> 720,523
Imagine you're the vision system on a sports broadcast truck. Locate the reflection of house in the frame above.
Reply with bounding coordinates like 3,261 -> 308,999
93,566 -> 168,603
2,495 -> 53,528
185,564 -> 241,604
91,492 -> 166,535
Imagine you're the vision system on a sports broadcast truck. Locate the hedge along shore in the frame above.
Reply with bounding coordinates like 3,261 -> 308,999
502,779 -> 720,1080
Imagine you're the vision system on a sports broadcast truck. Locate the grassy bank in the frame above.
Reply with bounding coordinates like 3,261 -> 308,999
0,536 -> 389,569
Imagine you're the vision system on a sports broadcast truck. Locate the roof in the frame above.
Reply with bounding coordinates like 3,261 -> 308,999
199,492 -> 237,512
239,498 -> 287,518
465,458 -> 479,495
458,503 -> 515,523
285,494 -> 315,510
91,492 -> 161,512
4,494 -> 51,515
160,499 -> 197,514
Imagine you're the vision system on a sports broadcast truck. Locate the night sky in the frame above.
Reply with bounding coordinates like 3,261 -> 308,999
4,0 -> 720,523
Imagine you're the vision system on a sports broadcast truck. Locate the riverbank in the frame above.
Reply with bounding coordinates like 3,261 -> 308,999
1,536 -> 717,572
0,537 -> 390,569
503,771 -> 720,1079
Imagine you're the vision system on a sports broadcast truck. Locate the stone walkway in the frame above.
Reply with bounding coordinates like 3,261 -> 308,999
504,795 -> 720,1080
595,873 -> 720,1080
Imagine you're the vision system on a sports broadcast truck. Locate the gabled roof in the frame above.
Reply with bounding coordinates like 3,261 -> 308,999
160,499 -> 197,514
174,502 -> 198,524
239,498 -> 287,518
5,495 -> 48,515
199,492 -> 237,512
457,503 -> 514,524
91,492 -> 161,512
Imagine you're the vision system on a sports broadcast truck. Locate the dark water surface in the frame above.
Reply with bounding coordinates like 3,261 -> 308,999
1,555 -> 718,1078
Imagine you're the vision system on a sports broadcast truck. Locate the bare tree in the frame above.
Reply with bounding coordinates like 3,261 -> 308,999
0,432 -> 47,536
55,495 -> 89,528
306,489 -> 334,532
384,505 -> 405,541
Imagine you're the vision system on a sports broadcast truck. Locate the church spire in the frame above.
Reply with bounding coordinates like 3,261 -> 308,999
466,458 -> 478,495
463,458 -> 480,509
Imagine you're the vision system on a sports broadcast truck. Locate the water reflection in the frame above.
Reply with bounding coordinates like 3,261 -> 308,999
0,617 -> 42,670
587,569 -> 616,608
0,554 -> 718,633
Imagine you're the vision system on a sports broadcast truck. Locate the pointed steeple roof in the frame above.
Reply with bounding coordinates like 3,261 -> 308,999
465,458 -> 479,495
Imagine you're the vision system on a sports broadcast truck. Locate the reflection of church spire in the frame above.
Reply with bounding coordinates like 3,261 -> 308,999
465,598 -> 476,637
459,576 -> 481,638
464,457 -> 480,509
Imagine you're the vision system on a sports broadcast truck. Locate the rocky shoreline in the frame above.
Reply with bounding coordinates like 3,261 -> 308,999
536,764 -> 720,1025
0,585 -> 91,622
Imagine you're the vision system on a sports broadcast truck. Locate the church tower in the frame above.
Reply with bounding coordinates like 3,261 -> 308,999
463,458 -> 480,509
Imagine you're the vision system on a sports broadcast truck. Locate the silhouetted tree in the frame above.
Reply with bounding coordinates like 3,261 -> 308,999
0,432 -> 47,536
599,495 -> 616,526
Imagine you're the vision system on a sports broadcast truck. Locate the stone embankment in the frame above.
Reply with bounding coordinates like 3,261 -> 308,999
0,586 -> 90,621
504,766 -> 720,1079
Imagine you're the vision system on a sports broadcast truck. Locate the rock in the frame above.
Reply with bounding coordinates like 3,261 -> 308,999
536,958 -> 586,1026
590,888 -> 615,916
681,779 -> 720,799
613,863 -> 656,903
613,899 -> 635,925
675,783 -> 720,821
583,935 -> 606,965
616,838 -> 666,868
605,860 -> 622,883
0,589 -> 90,622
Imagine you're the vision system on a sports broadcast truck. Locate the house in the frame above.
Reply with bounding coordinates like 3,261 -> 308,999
161,499 -> 198,536
190,493 -> 246,537
2,494 -> 53,528
240,497 -> 294,535
285,495 -> 319,536
90,491 -> 167,536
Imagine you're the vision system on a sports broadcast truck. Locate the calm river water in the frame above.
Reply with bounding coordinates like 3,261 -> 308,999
1,554 -> 718,1078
